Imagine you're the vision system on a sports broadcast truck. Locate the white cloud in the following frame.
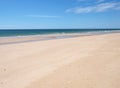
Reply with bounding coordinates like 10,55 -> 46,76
26,15 -> 60,18
95,3 -> 117,12
66,2 -> 120,14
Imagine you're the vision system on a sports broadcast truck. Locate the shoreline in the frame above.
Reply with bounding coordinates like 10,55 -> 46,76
0,30 -> 120,45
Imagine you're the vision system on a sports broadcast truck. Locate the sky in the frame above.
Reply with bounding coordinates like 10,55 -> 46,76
0,0 -> 120,29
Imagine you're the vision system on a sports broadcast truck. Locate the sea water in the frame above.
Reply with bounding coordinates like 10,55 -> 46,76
0,29 -> 120,37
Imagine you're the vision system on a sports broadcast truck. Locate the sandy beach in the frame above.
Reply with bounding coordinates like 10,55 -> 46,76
0,33 -> 120,88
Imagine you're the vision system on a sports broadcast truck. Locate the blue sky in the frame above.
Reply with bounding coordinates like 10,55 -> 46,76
0,0 -> 120,29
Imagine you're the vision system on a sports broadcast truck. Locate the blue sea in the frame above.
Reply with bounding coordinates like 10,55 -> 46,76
0,29 -> 120,37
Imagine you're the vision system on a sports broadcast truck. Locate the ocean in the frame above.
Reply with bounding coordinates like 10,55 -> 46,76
0,29 -> 120,37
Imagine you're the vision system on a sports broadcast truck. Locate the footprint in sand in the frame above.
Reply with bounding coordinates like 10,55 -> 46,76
0,81 -> 7,86
0,82 -> 3,84
0,67 -> 7,72
3,68 -> 7,72
0,81 -> 4,87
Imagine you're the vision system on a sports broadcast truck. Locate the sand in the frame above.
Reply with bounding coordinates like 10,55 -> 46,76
0,33 -> 120,88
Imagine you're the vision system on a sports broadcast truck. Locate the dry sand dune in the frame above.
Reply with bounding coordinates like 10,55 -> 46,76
0,33 -> 120,88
